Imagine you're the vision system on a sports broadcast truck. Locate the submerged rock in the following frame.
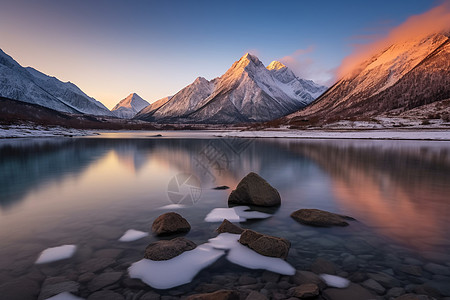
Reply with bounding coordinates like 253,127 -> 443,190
287,283 -> 320,298
322,283 -> 376,300
38,280 -> 79,300
228,172 -> 281,207
186,289 -> 240,300
213,186 -> 230,190
290,209 -> 353,227
151,212 -> 191,236
144,237 -> 196,261
216,219 -> 244,234
239,229 -> 290,259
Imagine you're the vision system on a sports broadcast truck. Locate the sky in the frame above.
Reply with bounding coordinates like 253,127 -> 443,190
0,0 -> 445,109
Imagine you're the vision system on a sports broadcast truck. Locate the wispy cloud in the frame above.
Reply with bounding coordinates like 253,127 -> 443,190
279,45 -> 335,86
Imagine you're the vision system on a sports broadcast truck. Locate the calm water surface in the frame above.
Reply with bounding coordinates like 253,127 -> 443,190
0,132 -> 449,299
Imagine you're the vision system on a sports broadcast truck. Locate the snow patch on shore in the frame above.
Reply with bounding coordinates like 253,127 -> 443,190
0,125 -> 93,138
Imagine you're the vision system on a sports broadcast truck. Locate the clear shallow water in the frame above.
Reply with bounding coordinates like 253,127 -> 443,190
0,134 -> 450,299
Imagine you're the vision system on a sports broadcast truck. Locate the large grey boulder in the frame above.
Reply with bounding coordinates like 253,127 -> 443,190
151,212 -> 191,236
144,237 -> 196,261
228,172 -> 281,207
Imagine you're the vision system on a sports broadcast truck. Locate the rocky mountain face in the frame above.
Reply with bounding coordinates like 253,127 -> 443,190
0,48 -> 113,116
112,93 -> 150,119
135,53 -> 326,124
284,33 -> 450,125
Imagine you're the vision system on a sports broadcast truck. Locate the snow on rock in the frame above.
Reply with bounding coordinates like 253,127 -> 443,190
128,243 -> 225,289
35,245 -> 77,264
320,274 -> 350,288
119,229 -> 149,242
46,292 -> 84,300
204,206 -> 272,222
208,233 -> 295,275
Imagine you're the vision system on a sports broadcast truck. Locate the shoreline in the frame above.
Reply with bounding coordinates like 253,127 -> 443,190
1,125 -> 450,141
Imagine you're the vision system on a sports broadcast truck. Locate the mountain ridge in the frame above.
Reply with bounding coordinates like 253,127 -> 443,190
135,53 -> 327,123
0,48 -> 113,116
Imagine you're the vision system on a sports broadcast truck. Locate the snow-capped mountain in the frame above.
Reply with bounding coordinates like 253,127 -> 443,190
284,33 -> 450,125
0,48 -> 113,116
136,95 -> 172,117
135,53 -> 326,123
112,93 -> 150,118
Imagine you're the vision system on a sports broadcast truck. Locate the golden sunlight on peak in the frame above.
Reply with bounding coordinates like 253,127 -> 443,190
267,60 -> 287,70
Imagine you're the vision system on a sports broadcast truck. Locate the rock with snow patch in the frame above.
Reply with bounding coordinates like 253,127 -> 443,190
144,237 -> 196,261
239,229 -> 290,259
216,219 -> 244,234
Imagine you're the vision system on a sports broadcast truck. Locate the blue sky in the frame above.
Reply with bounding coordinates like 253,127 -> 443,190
0,0 -> 443,108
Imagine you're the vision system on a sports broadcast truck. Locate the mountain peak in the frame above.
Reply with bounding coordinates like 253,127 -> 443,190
267,61 -> 287,70
240,52 -> 260,64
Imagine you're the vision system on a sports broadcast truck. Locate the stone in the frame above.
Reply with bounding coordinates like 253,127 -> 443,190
361,278 -> 386,295
87,290 -> 124,300
396,265 -> 423,276
38,280 -> 79,300
342,255 -> 358,272
290,209 -> 352,227
395,294 -> 424,300
367,272 -> 401,288
322,283 -> 376,300
88,272 -> 122,292
93,249 -> 123,259
152,212 -> 191,236
239,229 -> 290,259
423,262 -> 450,275
291,270 -> 324,288
287,283 -> 319,298
140,291 -> 161,300
78,257 -> 115,273
239,275 -> 257,285
262,271 -> 281,283
186,289 -> 240,300
216,219 -> 244,234
144,237 -> 196,260
78,272 -> 95,283
387,287 -> 406,298
278,280 -> 293,289
228,172 -> 281,207
245,291 -> 268,300
0,278 -> 40,300
311,257 -> 337,275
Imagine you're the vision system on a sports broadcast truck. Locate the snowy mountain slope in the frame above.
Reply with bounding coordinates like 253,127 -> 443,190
112,93 -> 150,119
136,53 -> 326,123
0,48 -> 113,116
284,33 -> 450,125
143,76 -> 215,122
135,95 -> 172,117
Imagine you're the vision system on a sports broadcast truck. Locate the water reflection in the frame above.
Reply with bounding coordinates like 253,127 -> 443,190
281,140 -> 450,254
0,136 -> 449,258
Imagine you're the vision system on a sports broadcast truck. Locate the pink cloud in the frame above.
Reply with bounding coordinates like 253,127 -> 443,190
337,1 -> 450,78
